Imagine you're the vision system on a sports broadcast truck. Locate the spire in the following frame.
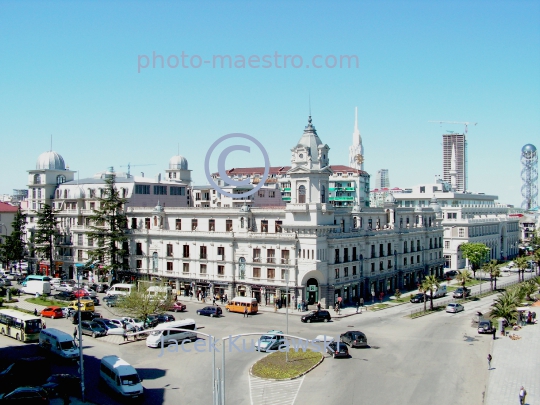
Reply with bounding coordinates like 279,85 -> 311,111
352,107 -> 361,146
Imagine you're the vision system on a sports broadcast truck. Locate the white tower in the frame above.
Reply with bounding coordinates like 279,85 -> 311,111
348,107 -> 364,170
449,143 -> 458,191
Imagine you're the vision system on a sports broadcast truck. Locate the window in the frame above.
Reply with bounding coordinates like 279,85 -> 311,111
370,245 -> 375,258
335,248 -> 340,263
145,218 -> 150,229
90,202 -> 95,210
447,212 -> 457,219
200,246 -> 207,259
192,219 -> 198,231
411,241 -> 414,252
352,265 -> 357,275
183,263 -> 189,273
167,244 -> 173,257
131,218 -> 137,229
269,191 -> 275,198
344,248 -> 349,262
170,186 -> 186,195
371,263 -> 375,272
253,248 -> 261,262
267,249 -> 275,263
209,219 -> 215,231
352,247 -> 357,261
77,234 -> 83,245
167,262 -> 173,272
379,244 -> 384,257
258,190 -> 265,198
404,241 -> 408,253
411,256 -> 414,264
153,185 -> 167,195
458,228 -> 465,237
136,260 -> 142,269
226,220 -> 233,232
267,268 -> 275,279
335,268 -> 340,279
281,250 -> 289,264
387,243 -> 392,256
135,185 -> 150,194
417,240 -> 421,251
368,219 -> 372,229
77,250 -> 83,261
176,219 -> 181,230
88,237 -> 94,247
404,257 -> 407,266
218,265 -> 225,275
379,261 -> 384,271
183,245 -> 190,258
200,264 -> 207,274
417,255 -> 420,263
253,268 -> 261,278
281,269 -> 287,279
344,267 -> 349,277
275,220 -> 282,233
388,259 -> 392,269
298,185 -> 306,203
217,246 -> 225,260
136,243 -> 143,255
261,220 -> 268,232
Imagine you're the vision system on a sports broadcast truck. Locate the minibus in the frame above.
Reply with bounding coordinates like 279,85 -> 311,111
225,297 -> 258,314
21,280 -> 51,296
146,319 -> 197,348
39,328 -> 79,360
20,275 -> 51,287
100,355 -> 144,399
106,283 -> 135,297
68,299 -> 95,312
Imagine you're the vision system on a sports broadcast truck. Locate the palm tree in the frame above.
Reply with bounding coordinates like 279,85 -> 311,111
455,269 -> 472,298
483,260 -> 500,291
532,249 -> 540,276
520,280 -> 537,301
490,298 -> 518,326
422,275 -> 440,311
514,256 -> 529,282
419,280 -> 428,312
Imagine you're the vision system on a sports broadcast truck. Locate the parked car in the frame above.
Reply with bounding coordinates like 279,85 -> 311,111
340,330 -> 368,348
0,357 -> 50,394
104,295 -> 123,307
444,270 -> 458,279
40,306 -> 64,319
41,374 -> 80,398
144,315 -> 159,328
0,386 -> 50,403
109,319 -> 135,331
410,293 -> 427,303
167,301 -> 187,312
196,306 -> 222,317
122,317 -> 145,330
453,287 -> 470,298
54,283 -> 75,293
60,307 -> 73,318
80,321 -> 106,338
478,320 -> 494,334
53,291 -> 75,302
446,303 -> 464,313
88,283 -> 108,293
326,342 -> 349,358
301,310 -> 331,323
70,311 -> 100,324
93,319 -> 126,336
254,331 -> 285,352
90,296 -> 100,306
157,314 -> 175,323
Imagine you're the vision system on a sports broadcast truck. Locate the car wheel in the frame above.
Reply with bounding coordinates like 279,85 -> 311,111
16,333 -> 20,341
324,318 -> 329,323
210,314 -> 214,318
92,332 -> 96,338
306,319 -> 311,323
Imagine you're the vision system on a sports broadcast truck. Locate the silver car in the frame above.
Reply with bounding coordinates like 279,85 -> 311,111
446,303 -> 464,313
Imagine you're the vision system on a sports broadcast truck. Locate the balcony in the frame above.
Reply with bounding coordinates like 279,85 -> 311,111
266,257 -> 276,264
253,257 -> 261,263
281,258 -> 289,264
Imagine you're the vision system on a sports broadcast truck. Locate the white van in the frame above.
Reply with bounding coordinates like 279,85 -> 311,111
39,328 -> 79,360
106,283 -> 135,297
146,319 -> 197,348
432,285 -> 447,299
21,280 -> 51,296
146,285 -> 172,301
100,355 -> 144,399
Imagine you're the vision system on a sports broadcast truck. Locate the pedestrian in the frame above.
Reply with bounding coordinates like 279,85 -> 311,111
519,386 -> 526,405
356,300 -> 360,313
487,353 -> 492,370
492,327 -> 496,340
34,308 -> 38,316
360,297 -> 364,307
212,297 -> 216,306
73,327 -> 78,339
244,306 -> 248,318
43,323 -> 46,329
317,302 -> 321,311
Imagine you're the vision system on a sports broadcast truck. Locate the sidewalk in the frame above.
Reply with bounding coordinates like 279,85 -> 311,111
485,322 -> 539,405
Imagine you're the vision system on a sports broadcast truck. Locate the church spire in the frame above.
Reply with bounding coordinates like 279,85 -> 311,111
349,106 -> 364,170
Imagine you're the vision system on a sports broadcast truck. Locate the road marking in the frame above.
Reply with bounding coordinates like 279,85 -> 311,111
250,375 -> 304,405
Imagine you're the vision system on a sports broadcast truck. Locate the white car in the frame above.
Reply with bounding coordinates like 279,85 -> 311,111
122,317 -> 144,330
446,303 -> 464,313
109,319 -> 135,331
56,283 -> 75,292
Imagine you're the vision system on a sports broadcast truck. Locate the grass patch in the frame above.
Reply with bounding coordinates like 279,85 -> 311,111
251,350 -> 322,380
371,303 -> 390,310
27,297 -> 66,307
409,306 -> 445,318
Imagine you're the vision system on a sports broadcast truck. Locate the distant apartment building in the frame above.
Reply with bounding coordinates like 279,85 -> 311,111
443,133 -> 467,192
375,169 -> 390,189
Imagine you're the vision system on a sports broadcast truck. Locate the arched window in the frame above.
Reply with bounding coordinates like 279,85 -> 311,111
298,185 -> 306,203
152,252 -> 158,270
56,175 -> 66,185
321,185 -> 326,203
33,174 -> 41,184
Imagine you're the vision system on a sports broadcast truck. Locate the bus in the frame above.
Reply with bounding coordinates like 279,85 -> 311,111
225,296 -> 259,315
0,309 -> 42,342
20,275 -> 51,287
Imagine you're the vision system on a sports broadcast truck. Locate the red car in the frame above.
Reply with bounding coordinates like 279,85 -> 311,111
41,306 -> 64,319
168,302 -> 187,312
72,289 -> 90,299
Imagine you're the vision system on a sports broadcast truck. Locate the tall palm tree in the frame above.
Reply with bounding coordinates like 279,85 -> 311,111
455,269 -> 472,298
483,260 -> 499,291
532,249 -> 540,276
514,256 -> 529,282
520,280 -> 537,301
422,275 -> 440,311
490,298 -> 518,326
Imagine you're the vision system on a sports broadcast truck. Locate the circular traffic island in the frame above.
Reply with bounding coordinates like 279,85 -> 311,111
250,350 -> 323,380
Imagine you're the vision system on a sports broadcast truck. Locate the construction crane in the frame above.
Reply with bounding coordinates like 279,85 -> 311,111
428,121 -> 477,134
119,163 -> 156,176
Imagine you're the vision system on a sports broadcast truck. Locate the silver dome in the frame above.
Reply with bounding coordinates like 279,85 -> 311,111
169,155 -> 188,170
36,151 -> 66,170
522,144 -> 537,154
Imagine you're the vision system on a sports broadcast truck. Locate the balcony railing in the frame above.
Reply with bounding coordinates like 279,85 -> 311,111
266,257 -> 276,264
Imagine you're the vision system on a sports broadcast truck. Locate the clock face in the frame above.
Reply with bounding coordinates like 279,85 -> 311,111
355,154 -> 364,164
299,153 -> 304,158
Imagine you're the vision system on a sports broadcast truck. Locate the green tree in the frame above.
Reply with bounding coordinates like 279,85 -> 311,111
460,243 -> 490,279
118,282 -> 172,327
490,292 -> 518,325
422,275 -> 440,311
483,260 -> 500,291
520,280 -> 537,301
86,170 -> 128,283
455,269 -> 472,298
8,208 -> 27,267
532,249 -> 540,276
33,204 -> 59,274
514,256 -> 530,282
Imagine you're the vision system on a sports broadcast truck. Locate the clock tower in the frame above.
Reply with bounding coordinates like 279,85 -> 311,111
348,107 -> 364,171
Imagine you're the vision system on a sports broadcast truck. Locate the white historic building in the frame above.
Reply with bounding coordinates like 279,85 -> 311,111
23,116 -> 444,308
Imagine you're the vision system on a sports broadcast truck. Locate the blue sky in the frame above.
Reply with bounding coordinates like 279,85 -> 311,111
1,0 -> 539,206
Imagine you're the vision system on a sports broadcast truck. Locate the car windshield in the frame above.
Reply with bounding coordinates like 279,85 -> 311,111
60,341 -> 76,350
121,374 -> 141,386
133,319 -> 142,323
260,335 -> 274,341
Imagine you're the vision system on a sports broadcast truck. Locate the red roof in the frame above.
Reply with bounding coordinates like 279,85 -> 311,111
214,165 -> 368,176
0,202 -> 19,213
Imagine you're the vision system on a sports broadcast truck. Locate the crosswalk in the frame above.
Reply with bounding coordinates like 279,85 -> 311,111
249,376 -> 304,405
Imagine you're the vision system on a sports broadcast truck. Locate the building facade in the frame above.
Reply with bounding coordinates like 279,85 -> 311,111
443,133 -> 467,192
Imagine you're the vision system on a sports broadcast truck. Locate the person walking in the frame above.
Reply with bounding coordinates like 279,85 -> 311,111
123,324 -> 128,342
73,327 -> 77,339
492,327 -> 496,340
355,300 -> 360,314
519,386 -> 526,405
487,353 -> 492,370
34,308 -> 38,316
243,306 -> 248,318
360,297 -> 364,307
317,302 -> 321,312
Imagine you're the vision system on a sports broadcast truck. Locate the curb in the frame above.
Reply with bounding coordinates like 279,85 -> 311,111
249,351 -> 325,381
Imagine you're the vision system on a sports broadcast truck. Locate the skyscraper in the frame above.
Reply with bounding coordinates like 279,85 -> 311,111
375,169 -> 390,189
348,107 -> 364,171
442,133 -> 467,192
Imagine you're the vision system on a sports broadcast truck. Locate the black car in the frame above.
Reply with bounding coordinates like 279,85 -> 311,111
196,306 -> 223,317
340,330 -> 368,348
0,386 -> 50,403
80,321 -> 106,338
54,291 -> 76,302
445,270 -> 459,279
42,374 -> 80,398
326,342 -> 349,358
301,310 -> 331,323
478,320 -> 495,334
89,283 -> 108,293
144,315 -> 159,328
410,293 -> 427,303
90,296 -> 100,306
70,311 -> 99,324
157,314 -> 175,323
